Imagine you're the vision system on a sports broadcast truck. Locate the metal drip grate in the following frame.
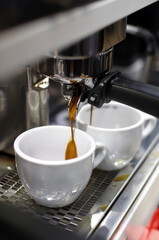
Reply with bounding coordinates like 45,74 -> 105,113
0,168 -> 117,232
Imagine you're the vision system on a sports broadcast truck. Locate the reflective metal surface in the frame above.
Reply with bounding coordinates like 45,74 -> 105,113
32,18 -> 127,85
48,48 -> 113,84
32,48 -> 113,85
113,165 -> 159,239
26,67 -> 49,129
0,69 -> 27,154
30,19 -> 126,98
53,19 -> 126,58
91,122 -> 159,239
0,68 -> 49,154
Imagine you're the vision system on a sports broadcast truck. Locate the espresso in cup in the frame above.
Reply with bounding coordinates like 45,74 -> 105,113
14,126 -> 106,208
76,101 -> 157,171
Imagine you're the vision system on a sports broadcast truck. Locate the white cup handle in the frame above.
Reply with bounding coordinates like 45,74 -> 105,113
93,142 -> 107,169
142,113 -> 157,139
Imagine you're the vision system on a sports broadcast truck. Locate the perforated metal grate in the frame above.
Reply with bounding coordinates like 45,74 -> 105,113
0,168 -> 117,232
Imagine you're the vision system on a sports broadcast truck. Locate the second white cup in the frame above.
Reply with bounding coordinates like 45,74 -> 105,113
76,101 -> 157,171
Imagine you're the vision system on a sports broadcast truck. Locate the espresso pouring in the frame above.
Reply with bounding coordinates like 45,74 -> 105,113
65,96 -> 79,160
65,96 -> 94,160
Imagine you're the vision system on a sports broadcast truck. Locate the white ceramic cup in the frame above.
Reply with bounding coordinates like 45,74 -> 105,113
14,125 -> 106,208
76,101 -> 157,171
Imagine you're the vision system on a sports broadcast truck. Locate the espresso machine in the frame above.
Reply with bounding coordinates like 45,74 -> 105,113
0,1 -> 159,240
1,16 -> 159,153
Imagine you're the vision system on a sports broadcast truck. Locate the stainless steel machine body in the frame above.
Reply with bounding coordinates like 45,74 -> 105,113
0,67 -> 49,154
32,19 -> 126,83
0,18 -> 126,153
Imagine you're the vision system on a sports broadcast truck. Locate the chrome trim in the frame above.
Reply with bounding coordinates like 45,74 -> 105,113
90,122 -> 159,239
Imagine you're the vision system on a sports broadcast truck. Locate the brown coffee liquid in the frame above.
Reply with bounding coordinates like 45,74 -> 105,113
65,96 -> 79,160
90,105 -> 93,125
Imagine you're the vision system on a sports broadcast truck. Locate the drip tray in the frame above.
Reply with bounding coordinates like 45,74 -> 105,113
0,168 -> 117,232
0,122 -> 159,238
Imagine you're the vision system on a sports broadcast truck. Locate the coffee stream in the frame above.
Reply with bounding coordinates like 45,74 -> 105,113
65,95 -> 93,160
90,105 -> 93,126
65,96 -> 79,160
